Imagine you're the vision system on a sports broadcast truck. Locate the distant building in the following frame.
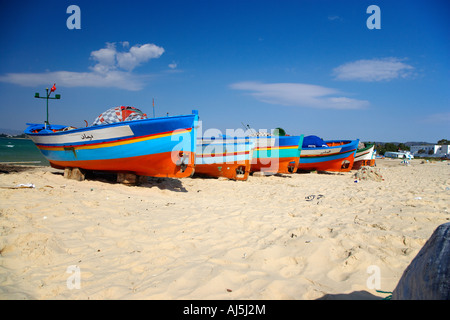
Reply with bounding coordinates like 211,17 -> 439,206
410,145 -> 450,158
385,151 -> 414,159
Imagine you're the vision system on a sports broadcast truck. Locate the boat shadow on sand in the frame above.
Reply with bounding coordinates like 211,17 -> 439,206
0,164 -> 45,174
144,176 -> 188,192
73,171 -> 189,192
316,290 -> 384,300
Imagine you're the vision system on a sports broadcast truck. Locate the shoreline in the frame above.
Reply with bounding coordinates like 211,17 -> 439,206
0,158 -> 449,299
0,137 -> 30,140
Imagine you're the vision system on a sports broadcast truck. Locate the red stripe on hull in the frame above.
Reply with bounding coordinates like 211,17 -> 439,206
49,151 -> 195,178
298,154 -> 355,172
195,160 -> 251,181
251,157 -> 299,174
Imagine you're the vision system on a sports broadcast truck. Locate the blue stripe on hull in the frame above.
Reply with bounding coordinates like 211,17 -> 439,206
26,113 -> 198,166
250,135 -> 301,148
40,132 -> 194,162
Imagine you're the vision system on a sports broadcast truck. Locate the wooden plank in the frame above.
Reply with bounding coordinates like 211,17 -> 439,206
117,173 -> 138,185
63,167 -> 86,181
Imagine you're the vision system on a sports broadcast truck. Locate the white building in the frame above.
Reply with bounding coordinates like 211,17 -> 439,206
410,145 -> 450,158
385,151 -> 414,159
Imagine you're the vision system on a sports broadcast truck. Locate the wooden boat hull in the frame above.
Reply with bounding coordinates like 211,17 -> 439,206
297,139 -> 359,172
195,138 -> 254,181
352,144 -> 376,170
250,135 -> 303,174
24,111 -> 199,178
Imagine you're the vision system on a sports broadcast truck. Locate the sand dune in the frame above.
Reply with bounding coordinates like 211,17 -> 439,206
0,159 -> 449,300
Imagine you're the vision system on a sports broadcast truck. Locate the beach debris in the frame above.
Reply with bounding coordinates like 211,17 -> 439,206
0,183 -> 36,189
392,222 -> 450,300
226,288 -> 233,292
305,194 -> 324,204
16,183 -> 35,188
353,166 -> 383,182
375,290 -> 393,300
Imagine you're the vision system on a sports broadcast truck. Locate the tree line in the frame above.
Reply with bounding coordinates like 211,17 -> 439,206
370,142 -> 410,156
366,139 -> 448,156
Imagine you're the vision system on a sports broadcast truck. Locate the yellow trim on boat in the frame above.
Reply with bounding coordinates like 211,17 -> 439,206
38,129 -> 190,151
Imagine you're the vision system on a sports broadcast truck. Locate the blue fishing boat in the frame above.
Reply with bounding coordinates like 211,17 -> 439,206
296,135 -> 359,172
24,107 -> 199,178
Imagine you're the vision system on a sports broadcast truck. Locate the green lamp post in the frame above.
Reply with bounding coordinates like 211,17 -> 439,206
35,83 -> 61,128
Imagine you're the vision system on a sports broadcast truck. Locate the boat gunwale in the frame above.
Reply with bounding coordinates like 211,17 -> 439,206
356,143 -> 375,153
24,113 -> 197,137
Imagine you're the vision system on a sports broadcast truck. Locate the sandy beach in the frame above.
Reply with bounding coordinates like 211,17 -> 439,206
0,158 -> 449,300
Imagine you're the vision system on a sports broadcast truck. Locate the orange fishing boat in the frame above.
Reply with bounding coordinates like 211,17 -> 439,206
195,137 -> 254,181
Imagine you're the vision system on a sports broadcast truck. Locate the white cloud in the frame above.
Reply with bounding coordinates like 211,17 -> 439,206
90,42 -> 118,73
0,42 -> 164,90
168,62 -> 177,69
116,43 -> 164,71
230,81 -> 369,110
90,42 -> 164,73
333,57 -> 414,82
0,70 -> 148,91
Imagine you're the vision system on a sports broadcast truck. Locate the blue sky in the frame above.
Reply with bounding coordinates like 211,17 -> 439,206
0,0 -> 448,142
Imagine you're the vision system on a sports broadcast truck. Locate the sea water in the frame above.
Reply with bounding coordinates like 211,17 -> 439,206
0,137 -> 49,165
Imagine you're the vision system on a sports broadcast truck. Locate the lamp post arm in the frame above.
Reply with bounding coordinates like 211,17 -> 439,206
46,88 -> 49,126
34,86 -> 61,129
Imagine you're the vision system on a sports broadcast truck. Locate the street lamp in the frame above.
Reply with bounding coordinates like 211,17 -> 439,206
35,83 -> 61,128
